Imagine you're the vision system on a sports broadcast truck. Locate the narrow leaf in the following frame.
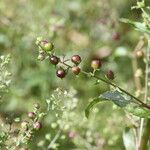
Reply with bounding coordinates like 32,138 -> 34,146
85,98 -> 100,118
85,90 -> 131,118
125,105 -> 150,118
120,18 -> 150,35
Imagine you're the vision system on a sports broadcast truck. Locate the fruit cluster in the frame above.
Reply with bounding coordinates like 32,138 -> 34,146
18,103 -> 43,149
0,103 -> 44,150
36,37 -> 115,80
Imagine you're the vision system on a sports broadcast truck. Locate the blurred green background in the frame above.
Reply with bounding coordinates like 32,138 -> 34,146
0,0 -> 149,149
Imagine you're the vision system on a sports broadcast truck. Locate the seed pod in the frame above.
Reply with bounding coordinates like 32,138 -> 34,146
71,55 -> 81,65
72,66 -> 81,75
33,122 -> 42,130
56,68 -> 66,78
91,59 -> 102,70
49,55 -> 59,65
106,70 -> 114,80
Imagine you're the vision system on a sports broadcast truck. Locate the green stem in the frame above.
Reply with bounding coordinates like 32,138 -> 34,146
61,62 -> 150,110
138,35 -> 150,149
93,74 -> 150,110
139,119 -> 150,150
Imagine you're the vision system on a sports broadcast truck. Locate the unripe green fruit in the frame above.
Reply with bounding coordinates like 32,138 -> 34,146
40,40 -> 54,52
72,66 -> 81,75
106,70 -> 114,80
91,59 -> 102,70
71,55 -> 81,65
56,69 -> 66,78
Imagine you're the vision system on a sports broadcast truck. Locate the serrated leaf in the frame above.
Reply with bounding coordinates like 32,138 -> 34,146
99,90 -> 131,107
85,98 -> 100,118
125,105 -> 150,118
120,18 -> 150,35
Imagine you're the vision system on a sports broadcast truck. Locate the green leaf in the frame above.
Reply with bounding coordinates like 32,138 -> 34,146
85,90 -> 131,118
99,90 -> 131,107
85,90 -> 150,119
125,105 -> 150,118
85,98 -> 100,118
120,18 -> 150,35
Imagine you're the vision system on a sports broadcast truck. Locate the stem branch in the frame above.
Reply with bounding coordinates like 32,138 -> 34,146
139,38 -> 150,150
60,62 -> 150,110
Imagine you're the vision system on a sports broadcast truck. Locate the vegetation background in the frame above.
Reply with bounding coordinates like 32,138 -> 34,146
0,0 -> 150,149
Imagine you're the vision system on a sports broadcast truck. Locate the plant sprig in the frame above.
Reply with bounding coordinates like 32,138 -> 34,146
35,38 -> 150,112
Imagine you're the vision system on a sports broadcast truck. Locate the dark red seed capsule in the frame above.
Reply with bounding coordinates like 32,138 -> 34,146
106,70 -> 114,80
56,69 -> 66,78
49,56 -> 59,65
72,66 -> 81,75
71,55 -> 81,65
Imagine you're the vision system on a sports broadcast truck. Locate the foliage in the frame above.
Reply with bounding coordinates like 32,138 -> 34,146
0,0 -> 150,149
0,55 -> 11,101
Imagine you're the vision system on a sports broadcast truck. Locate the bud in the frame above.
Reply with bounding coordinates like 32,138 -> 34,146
91,59 -> 102,70
71,55 -> 81,65
33,122 -> 42,130
106,70 -> 114,80
72,66 -> 81,75
28,112 -> 35,119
